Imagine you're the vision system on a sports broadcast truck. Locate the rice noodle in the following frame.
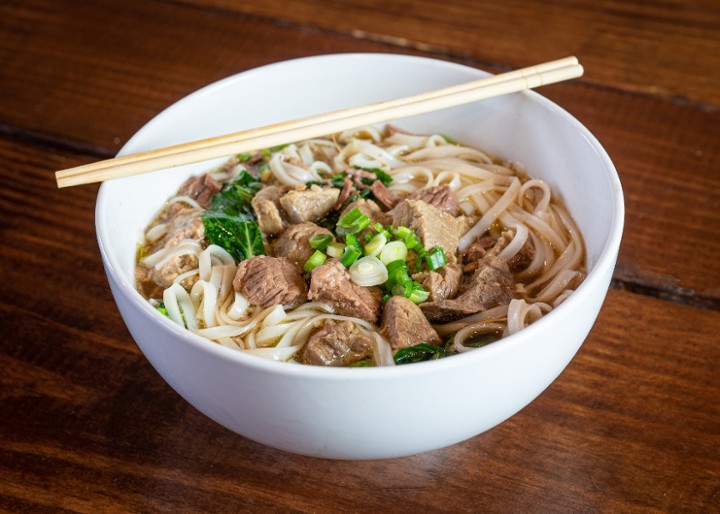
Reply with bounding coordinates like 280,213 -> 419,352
142,239 -> 202,268
459,177 -> 522,252
167,195 -> 202,210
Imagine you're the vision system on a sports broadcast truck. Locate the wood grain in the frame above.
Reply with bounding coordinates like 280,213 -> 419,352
0,0 -> 401,153
0,0 -> 718,512
1,164 -> 718,511
1,0 -> 718,304
195,0 -> 720,106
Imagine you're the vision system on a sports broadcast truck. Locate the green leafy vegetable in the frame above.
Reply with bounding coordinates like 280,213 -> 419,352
394,343 -> 449,365
307,172 -> 347,190
336,207 -> 371,236
202,170 -> 265,262
351,166 -> 393,186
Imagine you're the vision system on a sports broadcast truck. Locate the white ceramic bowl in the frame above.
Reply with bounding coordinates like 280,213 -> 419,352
96,53 -> 624,459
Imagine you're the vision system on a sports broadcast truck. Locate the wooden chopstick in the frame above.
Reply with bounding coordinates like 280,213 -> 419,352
55,57 -> 583,188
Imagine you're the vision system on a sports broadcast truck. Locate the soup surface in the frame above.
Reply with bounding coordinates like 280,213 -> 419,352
136,126 -> 586,366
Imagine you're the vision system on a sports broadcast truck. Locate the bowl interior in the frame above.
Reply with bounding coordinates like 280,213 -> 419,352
97,52 -> 623,353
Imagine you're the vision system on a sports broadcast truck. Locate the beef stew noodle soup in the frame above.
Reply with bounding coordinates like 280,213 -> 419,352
135,126 -> 586,366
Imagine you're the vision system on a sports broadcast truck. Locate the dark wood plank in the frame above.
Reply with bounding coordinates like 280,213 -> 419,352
0,139 -> 717,513
1,0 -> 719,510
0,0 -> 404,154
1,1 -> 718,303
541,82 -> 720,307
195,0 -> 720,106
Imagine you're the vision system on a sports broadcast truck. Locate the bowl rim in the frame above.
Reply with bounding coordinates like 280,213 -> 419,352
96,52 -> 625,380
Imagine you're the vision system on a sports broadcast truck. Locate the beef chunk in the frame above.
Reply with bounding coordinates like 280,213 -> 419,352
334,177 -> 354,210
308,259 -> 381,323
509,239 -> 536,273
393,199 -> 461,262
422,263 -> 463,302
136,254 -> 198,299
420,255 -> 514,322
408,185 -> 459,216
177,173 -> 221,209
157,207 -> 205,248
341,198 -> 393,226
279,185 -> 339,223
460,235 -> 497,272
301,320 -> 374,366
462,235 -> 496,262
370,180 -> 397,209
272,222 -> 332,268
462,231 -> 528,274
455,214 -> 477,239
233,256 -> 307,308
251,184 -> 292,236
380,296 -> 440,349
136,207 -> 205,298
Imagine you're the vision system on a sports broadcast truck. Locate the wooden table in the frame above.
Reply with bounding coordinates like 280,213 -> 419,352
1,1 -> 718,512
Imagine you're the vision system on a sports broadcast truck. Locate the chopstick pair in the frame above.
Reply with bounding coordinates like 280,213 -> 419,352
55,56 -> 583,188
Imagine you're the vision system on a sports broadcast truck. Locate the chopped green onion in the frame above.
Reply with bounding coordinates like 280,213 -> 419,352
414,251 -> 426,272
326,242 -> 345,258
385,259 -> 413,291
384,260 -> 428,303
392,225 -> 423,251
156,302 -> 170,318
337,207 -> 371,236
392,226 -> 413,240
385,259 -> 407,273
339,245 -> 362,267
340,234 -> 363,267
373,222 -> 392,240
364,233 -> 387,257
425,246 -> 448,270
349,256 -> 388,286
237,152 -> 252,162
379,240 -> 408,265
407,283 -> 430,304
309,233 -> 333,251
304,250 -> 327,272
345,234 -> 362,251
404,231 -> 423,251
